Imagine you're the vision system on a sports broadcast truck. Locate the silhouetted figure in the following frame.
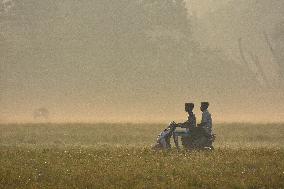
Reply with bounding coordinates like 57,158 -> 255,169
182,103 -> 197,131
198,102 -> 212,135
173,103 -> 196,148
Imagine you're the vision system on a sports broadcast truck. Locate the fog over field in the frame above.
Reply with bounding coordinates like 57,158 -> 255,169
1,0 -> 284,123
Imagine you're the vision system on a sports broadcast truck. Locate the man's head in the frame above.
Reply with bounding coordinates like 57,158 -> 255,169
185,103 -> 194,113
200,102 -> 209,112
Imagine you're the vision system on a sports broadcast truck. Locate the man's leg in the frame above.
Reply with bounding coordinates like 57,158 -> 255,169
203,127 -> 213,147
174,131 -> 188,149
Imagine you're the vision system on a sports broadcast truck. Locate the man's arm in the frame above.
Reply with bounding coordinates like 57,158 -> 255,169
178,121 -> 190,128
197,122 -> 207,127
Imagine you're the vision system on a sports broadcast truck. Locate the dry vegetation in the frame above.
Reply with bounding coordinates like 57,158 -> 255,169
0,123 -> 284,188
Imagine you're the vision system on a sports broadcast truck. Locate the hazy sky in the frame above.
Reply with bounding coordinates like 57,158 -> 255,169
1,0 -> 283,123
187,0 -> 233,17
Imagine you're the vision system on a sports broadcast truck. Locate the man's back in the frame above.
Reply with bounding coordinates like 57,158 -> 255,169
201,110 -> 212,134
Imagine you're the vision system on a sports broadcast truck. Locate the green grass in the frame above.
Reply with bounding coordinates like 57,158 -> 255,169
0,123 -> 284,188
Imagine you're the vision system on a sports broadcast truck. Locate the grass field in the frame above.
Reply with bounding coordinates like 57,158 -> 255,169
0,123 -> 284,188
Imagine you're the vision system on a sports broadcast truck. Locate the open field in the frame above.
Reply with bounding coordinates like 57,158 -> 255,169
0,123 -> 284,188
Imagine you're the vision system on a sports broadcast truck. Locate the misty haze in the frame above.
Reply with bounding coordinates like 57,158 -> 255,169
1,0 -> 284,123
1,1 -> 284,188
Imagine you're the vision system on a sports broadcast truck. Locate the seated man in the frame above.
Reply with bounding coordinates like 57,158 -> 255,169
173,103 -> 196,148
198,102 -> 212,136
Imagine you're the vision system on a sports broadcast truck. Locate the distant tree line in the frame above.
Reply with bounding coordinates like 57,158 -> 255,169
1,0 -> 193,65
